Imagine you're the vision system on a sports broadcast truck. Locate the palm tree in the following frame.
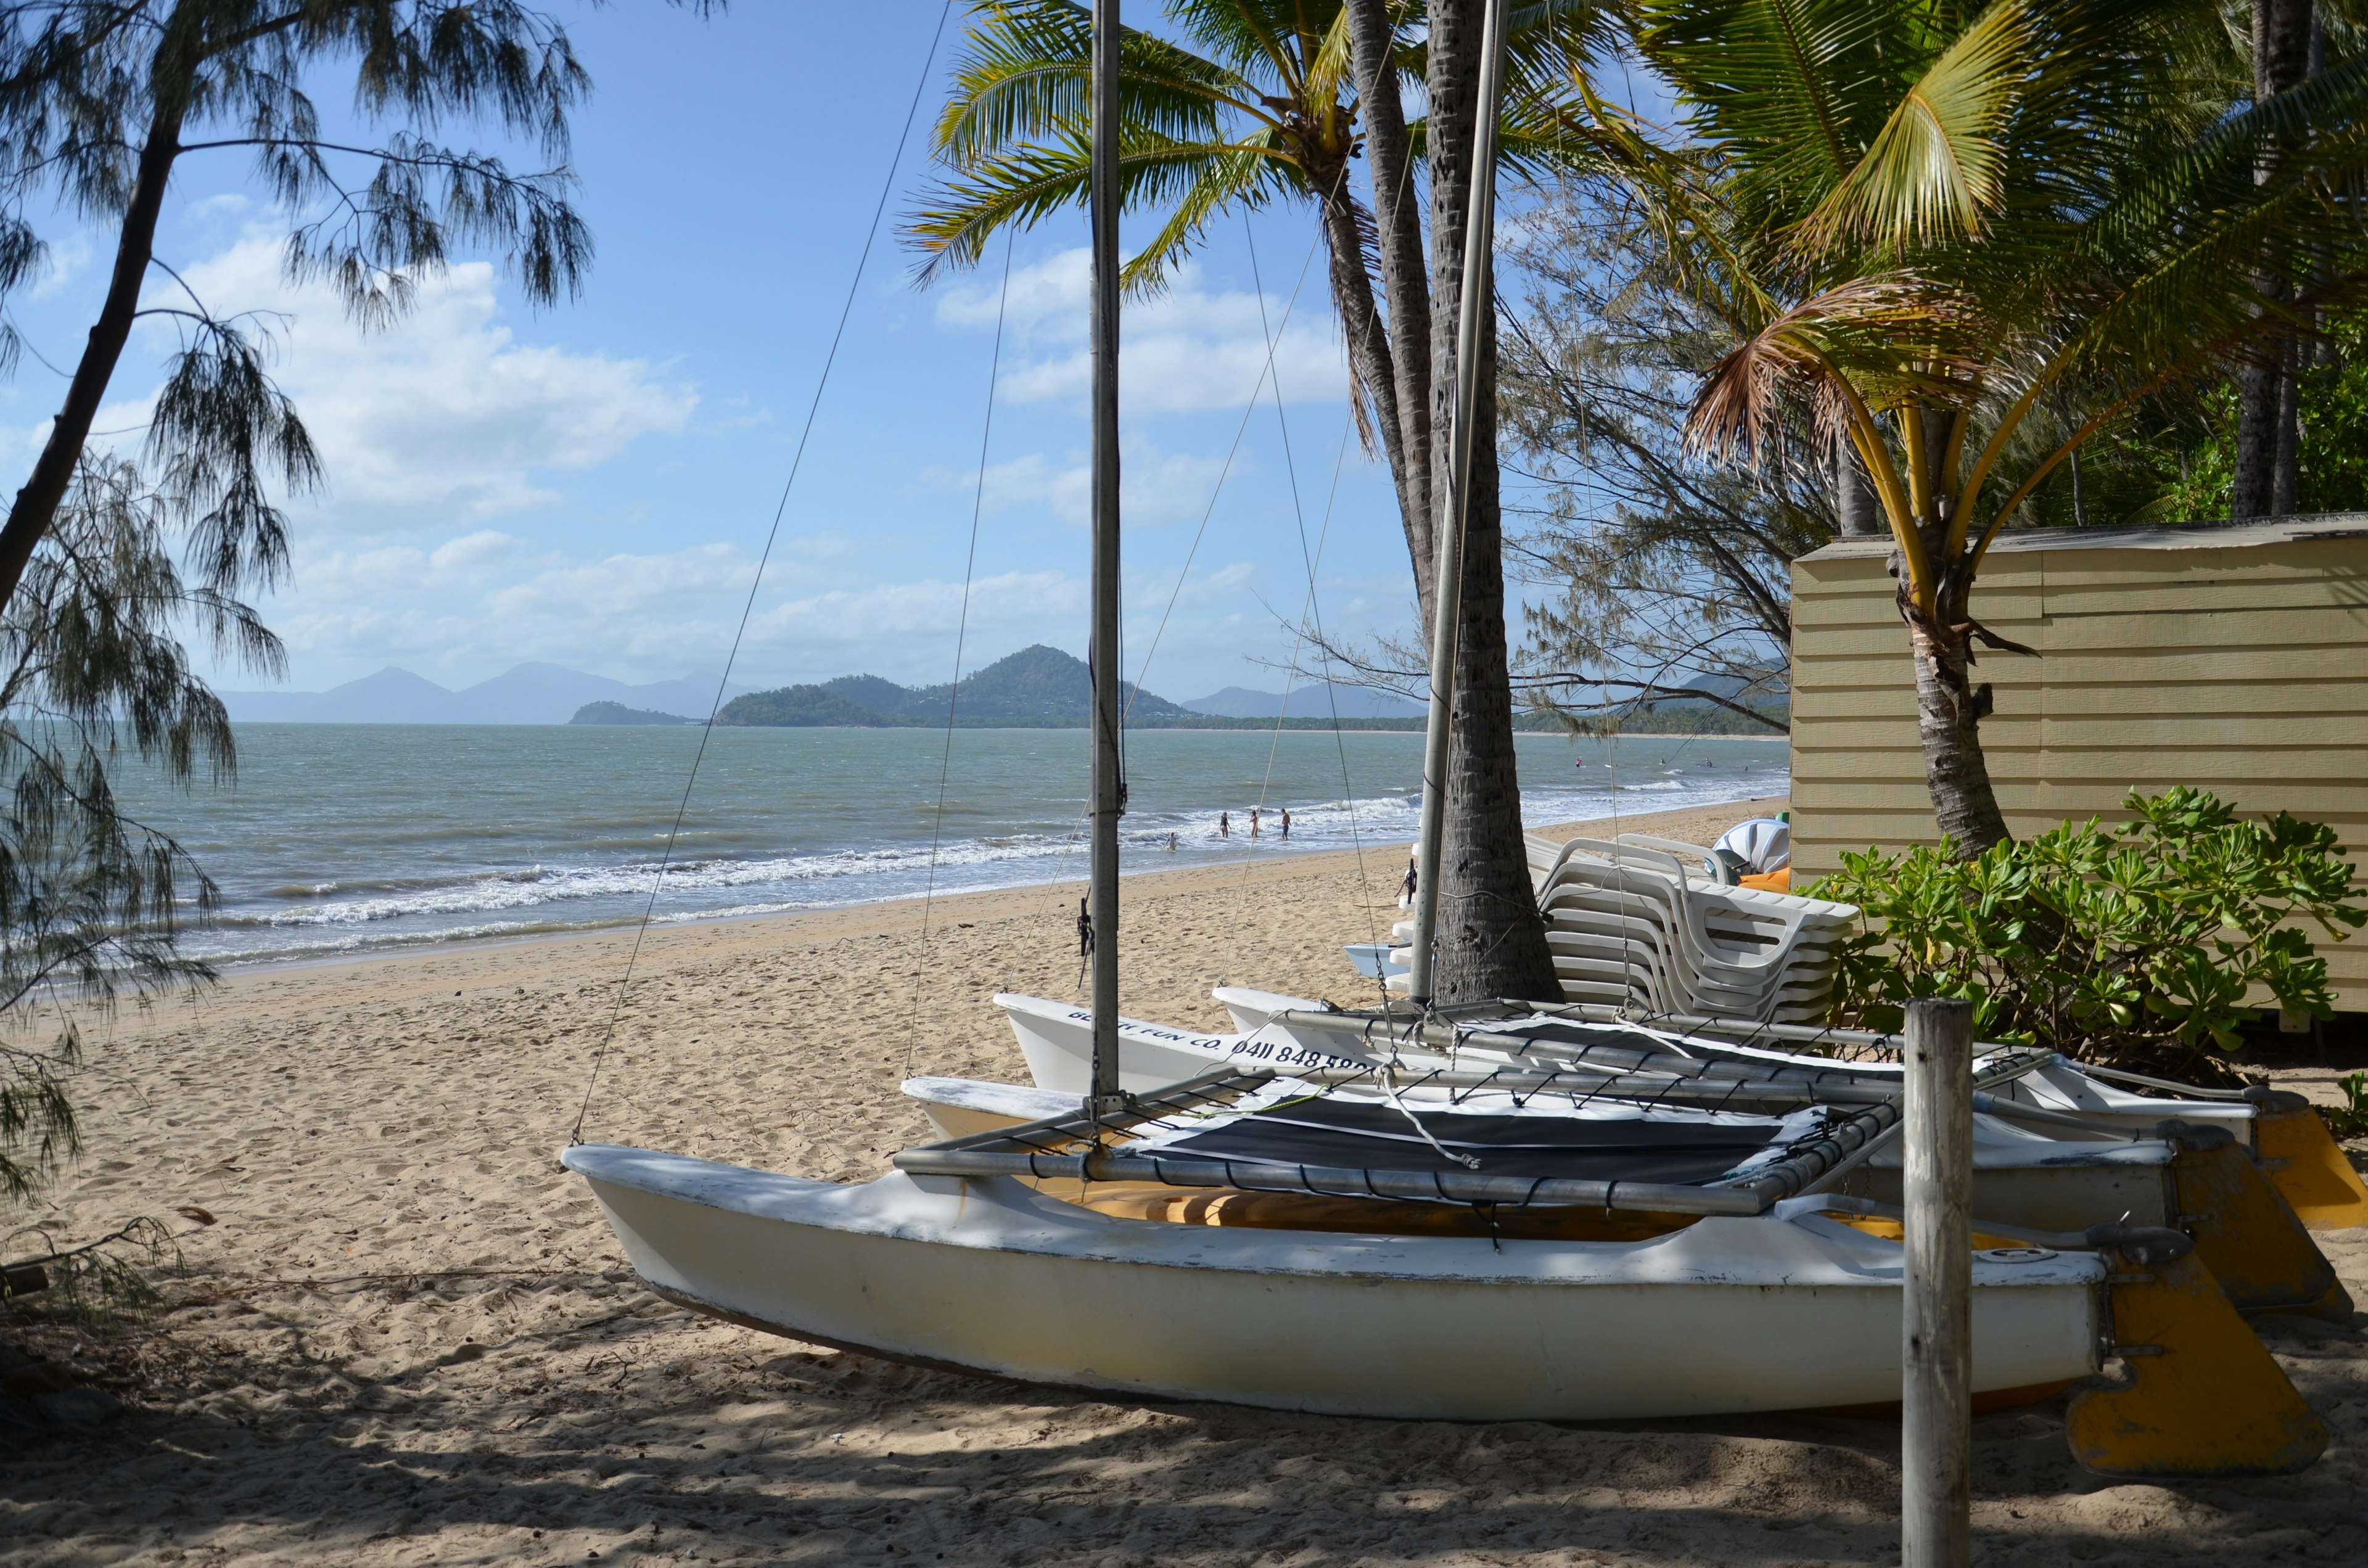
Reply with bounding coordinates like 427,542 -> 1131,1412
1645,0 -> 2368,852
906,1 -> 1642,1001
910,0 -> 1626,622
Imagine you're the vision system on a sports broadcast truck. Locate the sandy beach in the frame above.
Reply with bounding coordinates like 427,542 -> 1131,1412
6,792 -> 2367,1567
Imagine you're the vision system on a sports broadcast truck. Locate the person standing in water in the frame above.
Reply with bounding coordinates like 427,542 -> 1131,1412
1166,831 -> 1178,852
1251,808 -> 1261,837
1219,811 -> 1230,838
1279,808 -> 1290,839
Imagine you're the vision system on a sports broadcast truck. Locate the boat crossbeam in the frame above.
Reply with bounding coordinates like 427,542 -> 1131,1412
893,1077 -> 1910,1217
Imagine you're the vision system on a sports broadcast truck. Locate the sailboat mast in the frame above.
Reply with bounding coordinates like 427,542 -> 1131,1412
1087,0 -> 1124,1112
1407,0 -> 1510,1008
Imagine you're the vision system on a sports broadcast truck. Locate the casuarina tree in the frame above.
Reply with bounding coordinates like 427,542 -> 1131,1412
0,2 -> 697,1218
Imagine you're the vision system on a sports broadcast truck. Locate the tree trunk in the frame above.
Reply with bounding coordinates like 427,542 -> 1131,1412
1434,313 -> 1560,1001
0,80 -> 191,610
1423,0 -> 1558,1003
2234,0 -> 2313,518
2273,356 -> 2301,515
2233,351 -> 2284,518
1907,610 -> 2011,854
1836,445 -> 1882,537
1318,183 -> 1415,569
1344,0 -> 1436,626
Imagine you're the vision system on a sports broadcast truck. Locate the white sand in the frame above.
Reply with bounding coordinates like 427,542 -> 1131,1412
5,794 -> 2367,1566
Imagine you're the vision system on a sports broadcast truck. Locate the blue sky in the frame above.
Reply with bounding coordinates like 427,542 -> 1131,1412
0,2 -> 1421,705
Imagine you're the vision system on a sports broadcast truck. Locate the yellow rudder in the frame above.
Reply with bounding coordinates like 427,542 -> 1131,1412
2247,1092 -> 2368,1231
2160,1122 -> 2351,1322
2066,1229 -> 2328,1479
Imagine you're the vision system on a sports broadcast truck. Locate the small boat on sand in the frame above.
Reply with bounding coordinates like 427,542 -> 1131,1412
564,1068 -> 2324,1472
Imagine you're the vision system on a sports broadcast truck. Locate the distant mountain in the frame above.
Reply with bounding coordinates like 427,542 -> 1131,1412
718,684 -> 895,727
720,645 -> 1194,728
221,663 -> 749,724
1182,683 -> 1426,720
569,701 -> 694,726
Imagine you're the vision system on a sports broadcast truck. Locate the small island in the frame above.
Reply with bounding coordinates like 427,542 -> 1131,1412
569,700 -> 696,726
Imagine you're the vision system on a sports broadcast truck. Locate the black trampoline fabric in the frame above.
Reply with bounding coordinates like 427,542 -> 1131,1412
1155,1097 -> 1791,1185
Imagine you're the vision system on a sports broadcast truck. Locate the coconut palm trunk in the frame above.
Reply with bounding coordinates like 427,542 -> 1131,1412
914,0 -> 1612,1003
2234,0 -> 2315,518
1907,599 -> 2012,850
1376,0 -> 1558,1001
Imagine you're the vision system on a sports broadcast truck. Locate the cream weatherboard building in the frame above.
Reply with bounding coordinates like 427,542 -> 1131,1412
1787,514 -> 2368,1008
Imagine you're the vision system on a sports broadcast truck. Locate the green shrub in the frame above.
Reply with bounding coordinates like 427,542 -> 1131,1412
1812,787 -> 2367,1064
2327,1073 -> 2368,1141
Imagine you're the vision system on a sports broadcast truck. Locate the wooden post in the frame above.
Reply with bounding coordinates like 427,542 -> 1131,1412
1903,996 -> 1973,1568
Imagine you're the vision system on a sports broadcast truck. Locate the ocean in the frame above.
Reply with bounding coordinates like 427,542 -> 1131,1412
124,724 -> 1790,966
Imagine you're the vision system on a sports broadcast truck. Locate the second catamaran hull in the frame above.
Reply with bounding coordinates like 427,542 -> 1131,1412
564,1144 -> 2101,1421
988,992 -> 2348,1316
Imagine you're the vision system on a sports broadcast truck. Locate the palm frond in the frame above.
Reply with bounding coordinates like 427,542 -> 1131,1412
932,1 -> 1244,171
1795,0 -> 2034,251
1686,273 -> 1981,464
1637,0 -> 1928,231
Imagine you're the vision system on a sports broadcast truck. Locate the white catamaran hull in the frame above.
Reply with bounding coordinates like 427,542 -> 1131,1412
564,1143 -> 2102,1421
1207,986 -> 2264,1143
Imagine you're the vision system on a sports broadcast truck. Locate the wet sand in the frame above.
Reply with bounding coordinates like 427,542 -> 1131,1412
6,794 -> 2367,1567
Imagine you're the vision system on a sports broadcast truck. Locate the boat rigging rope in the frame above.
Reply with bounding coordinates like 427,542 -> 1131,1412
1117,228 -> 1323,729
1027,224 -> 1324,979
569,2 -> 955,1144
1224,209 -> 1382,988
905,228 -> 1016,1078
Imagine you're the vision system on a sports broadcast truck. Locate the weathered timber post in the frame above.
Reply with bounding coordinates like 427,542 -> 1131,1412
1903,996 -> 1974,1568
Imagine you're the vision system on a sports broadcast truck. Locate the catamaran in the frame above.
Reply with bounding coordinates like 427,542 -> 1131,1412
952,988 -> 2353,1321
564,0 -> 2328,1474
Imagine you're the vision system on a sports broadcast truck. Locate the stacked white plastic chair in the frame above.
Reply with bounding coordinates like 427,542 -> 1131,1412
1352,832 -> 1859,1023
1521,834 -> 1858,1022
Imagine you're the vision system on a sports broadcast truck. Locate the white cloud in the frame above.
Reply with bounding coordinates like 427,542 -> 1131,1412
956,435 -> 1236,528
934,248 -> 1346,413
102,234 -> 696,528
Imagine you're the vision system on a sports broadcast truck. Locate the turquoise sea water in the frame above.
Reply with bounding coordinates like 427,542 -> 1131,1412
120,724 -> 1789,966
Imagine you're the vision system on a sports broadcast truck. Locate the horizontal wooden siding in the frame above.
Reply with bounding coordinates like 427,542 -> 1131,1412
1788,530 -> 2368,1006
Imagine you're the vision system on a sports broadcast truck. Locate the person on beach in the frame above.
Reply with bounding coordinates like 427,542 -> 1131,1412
1398,856 -> 1417,908
1219,811 -> 1230,838
1166,832 -> 1178,852
1251,808 -> 1260,837
1280,808 -> 1290,839
1076,898 -> 1093,958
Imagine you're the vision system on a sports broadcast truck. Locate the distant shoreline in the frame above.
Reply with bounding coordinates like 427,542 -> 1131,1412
207,794 -> 1790,980
228,716 -> 1794,737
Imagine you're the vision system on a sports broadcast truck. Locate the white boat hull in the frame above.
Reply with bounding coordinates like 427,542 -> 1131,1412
1209,986 -> 2261,1144
564,1144 -> 2103,1421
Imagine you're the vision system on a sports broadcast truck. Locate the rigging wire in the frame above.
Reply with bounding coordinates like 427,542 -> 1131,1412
1117,228 -> 1325,729
906,228 -> 1016,1075
1228,210 -> 1381,987
1029,226 -> 1326,965
570,1 -> 955,1143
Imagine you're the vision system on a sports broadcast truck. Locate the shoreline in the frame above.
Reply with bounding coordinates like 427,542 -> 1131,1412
191,795 -> 1791,990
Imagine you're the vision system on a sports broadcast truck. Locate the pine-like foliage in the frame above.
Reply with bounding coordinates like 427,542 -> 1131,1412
0,2 -> 702,1215
0,457 -> 281,1202
1500,187 -> 1823,732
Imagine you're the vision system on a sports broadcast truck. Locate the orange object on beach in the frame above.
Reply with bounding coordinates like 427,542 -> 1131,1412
1739,868 -> 1791,893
